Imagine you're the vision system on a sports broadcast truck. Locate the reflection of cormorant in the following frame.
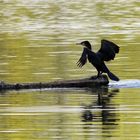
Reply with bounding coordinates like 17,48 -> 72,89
82,110 -> 93,122
81,88 -> 120,138
81,88 -> 119,124
76,40 -> 120,81
99,90 -> 120,125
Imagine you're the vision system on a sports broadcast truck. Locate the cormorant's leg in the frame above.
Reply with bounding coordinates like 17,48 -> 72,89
90,71 -> 102,80
97,71 -> 101,78
90,71 -> 100,80
97,71 -> 105,79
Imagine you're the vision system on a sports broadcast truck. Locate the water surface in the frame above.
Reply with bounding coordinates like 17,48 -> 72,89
0,0 -> 140,139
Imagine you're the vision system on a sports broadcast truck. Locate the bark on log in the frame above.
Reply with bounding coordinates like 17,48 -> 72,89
0,75 -> 109,90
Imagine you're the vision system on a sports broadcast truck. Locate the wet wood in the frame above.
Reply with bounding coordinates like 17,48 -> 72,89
0,75 -> 109,90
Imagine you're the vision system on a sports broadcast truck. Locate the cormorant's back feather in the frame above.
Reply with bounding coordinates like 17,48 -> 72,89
97,39 -> 119,61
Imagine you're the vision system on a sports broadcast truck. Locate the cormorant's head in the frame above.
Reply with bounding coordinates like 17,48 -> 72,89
77,41 -> 92,50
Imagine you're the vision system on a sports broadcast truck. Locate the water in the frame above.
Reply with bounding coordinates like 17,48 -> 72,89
0,0 -> 140,139
109,80 -> 140,88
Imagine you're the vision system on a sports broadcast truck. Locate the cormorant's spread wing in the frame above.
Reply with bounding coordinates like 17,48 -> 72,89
77,47 -> 87,67
97,39 -> 120,61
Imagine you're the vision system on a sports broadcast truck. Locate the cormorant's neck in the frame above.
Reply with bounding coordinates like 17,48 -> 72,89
86,44 -> 92,50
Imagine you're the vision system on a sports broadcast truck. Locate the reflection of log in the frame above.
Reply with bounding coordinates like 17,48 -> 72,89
0,75 -> 109,90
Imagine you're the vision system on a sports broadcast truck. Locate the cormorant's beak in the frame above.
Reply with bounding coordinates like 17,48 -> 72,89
76,43 -> 81,45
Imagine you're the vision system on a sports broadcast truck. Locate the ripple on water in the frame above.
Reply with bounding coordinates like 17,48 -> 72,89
109,79 -> 140,88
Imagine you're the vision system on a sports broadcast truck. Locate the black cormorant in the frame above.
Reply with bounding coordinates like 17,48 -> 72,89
76,39 -> 120,81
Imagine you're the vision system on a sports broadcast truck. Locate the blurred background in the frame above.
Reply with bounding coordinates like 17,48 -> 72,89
0,0 -> 140,83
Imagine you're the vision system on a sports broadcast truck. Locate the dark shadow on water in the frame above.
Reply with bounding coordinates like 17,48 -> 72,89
81,87 -> 120,137
0,86 -> 120,139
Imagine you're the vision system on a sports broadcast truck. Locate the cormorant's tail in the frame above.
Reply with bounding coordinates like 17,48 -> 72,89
107,72 -> 119,81
102,62 -> 119,81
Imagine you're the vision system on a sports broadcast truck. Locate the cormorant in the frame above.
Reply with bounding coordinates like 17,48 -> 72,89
76,39 -> 120,81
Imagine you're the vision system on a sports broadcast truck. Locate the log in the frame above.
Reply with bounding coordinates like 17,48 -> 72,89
0,75 -> 109,90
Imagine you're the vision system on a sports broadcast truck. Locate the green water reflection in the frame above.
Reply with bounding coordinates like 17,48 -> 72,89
0,0 -> 140,82
0,0 -> 140,140
0,88 -> 140,140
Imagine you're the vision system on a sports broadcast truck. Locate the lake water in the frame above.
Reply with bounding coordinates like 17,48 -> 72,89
0,0 -> 140,139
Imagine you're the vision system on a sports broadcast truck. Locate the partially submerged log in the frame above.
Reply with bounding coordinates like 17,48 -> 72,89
0,75 -> 109,90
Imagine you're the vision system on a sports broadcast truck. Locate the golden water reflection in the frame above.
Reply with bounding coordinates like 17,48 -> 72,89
0,0 -> 140,82
0,88 -> 140,140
